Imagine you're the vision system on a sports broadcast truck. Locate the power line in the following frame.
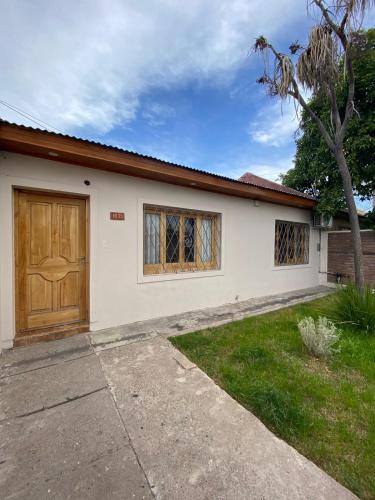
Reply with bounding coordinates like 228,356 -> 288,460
0,99 -> 64,134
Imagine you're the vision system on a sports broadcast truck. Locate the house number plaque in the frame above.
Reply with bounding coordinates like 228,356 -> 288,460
110,212 -> 125,221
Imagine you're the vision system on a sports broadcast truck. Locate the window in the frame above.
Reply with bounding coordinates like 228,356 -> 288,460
274,220 -> 309,266
144,205 -> 221,275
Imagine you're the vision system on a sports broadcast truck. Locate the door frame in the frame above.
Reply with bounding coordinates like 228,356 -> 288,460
14,188 -> 90,337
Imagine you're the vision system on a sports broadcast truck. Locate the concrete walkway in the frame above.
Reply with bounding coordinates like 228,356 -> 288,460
0,335 -> 153,500
1,286 -> 355,499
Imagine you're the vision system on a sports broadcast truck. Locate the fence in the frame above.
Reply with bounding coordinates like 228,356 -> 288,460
327,230 -> 375,285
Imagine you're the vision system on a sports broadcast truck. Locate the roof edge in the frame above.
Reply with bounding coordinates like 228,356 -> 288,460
0,120 -> 316,210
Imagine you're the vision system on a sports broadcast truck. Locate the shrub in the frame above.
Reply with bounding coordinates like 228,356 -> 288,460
298,316 -> 340,357
332,284 -> 375,334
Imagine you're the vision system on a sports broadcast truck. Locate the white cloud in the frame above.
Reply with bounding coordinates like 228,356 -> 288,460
1,0 -> 305,133
249,99 -> 301,147
244,160 -> 293,182
214,148 -> 295,182
142,102 -> 175,127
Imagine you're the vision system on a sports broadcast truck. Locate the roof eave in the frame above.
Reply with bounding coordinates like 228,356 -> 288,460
0,122 -> 316,209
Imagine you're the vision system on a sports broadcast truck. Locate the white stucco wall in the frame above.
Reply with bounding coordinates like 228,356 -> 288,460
0,152 -> 326,348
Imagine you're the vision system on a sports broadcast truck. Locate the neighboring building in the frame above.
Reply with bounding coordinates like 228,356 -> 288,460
238,172 -> 310,200
0,121 -> 327,349
330,209 -> 368,231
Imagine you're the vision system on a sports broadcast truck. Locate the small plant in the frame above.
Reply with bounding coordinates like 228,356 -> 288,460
298,316 -> 340,357
332,283 -> 375,334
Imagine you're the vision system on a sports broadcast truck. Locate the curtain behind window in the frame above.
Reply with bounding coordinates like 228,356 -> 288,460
201,218 -> 212,262
144,213 -> 160,264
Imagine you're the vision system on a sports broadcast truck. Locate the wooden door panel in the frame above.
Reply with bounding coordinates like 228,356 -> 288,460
58,204 -> 79,263
29,202 -> 52,265
16,191 -> 88,334
27,308 -> 81,330
28,274 -> 53,313
59,272 -> 79,308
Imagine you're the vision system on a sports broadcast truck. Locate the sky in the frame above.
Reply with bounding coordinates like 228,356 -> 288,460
1,0 -> 374,210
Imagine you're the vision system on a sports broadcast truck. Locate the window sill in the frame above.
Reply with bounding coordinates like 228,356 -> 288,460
272,264 -> 312,271
138,268 -> 224,284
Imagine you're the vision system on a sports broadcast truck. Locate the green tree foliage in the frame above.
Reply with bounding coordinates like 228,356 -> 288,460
364,207 -> 375,228
282,29 -> 375,216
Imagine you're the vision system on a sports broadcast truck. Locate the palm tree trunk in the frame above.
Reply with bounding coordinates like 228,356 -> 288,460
335,147 -> 365,293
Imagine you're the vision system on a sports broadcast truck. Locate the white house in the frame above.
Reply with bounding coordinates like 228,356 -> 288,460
0,121 -> 327,349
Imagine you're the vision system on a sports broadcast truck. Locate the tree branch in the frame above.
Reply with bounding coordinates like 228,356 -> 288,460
312,0 -> 348,47
288,83 -> 336,152
312,0 -> 354,145
340,10 -> 349,31
339,52 -> 355,142
328,81 -> 342,136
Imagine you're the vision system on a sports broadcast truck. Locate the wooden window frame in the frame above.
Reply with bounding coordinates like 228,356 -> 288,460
143,205 -> 220,275
274,220 -> 310,266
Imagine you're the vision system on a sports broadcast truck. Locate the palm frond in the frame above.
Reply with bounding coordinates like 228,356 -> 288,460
275,55 -> 294,97
296,25 -> 338,92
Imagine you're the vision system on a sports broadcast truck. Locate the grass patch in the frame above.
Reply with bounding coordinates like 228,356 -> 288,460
170,296 -> 375,499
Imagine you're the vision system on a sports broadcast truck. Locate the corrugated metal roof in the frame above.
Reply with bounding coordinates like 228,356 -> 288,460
239,172 -> 314,200
0,119 -> 314,201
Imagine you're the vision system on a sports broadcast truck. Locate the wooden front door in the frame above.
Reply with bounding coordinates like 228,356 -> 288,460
15,190 -> 88,335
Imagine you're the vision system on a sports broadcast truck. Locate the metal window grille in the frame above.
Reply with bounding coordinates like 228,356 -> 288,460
143,204 -> 221,275
274,220 -> 309,266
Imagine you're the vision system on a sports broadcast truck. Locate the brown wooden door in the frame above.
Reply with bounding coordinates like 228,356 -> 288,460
15,191 -> 88,334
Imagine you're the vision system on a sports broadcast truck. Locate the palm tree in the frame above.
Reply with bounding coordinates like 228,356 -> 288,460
254,0 -> 374,292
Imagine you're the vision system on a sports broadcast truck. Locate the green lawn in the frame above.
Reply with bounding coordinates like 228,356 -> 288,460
170,296 -> 375,499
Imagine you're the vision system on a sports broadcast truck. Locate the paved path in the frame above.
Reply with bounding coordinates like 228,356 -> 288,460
0,335 -> 153,500
1,286 -> 356,499
99,336 -> 355,500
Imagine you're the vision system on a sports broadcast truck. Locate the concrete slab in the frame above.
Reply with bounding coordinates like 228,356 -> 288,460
91,329 -> 158,352
0,389 -> 152,499
0,354 -> 107,420
90,286 -> 332,349
99,336 -> 356,500
0,334 -> 92,377
4,448 -> 152,500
